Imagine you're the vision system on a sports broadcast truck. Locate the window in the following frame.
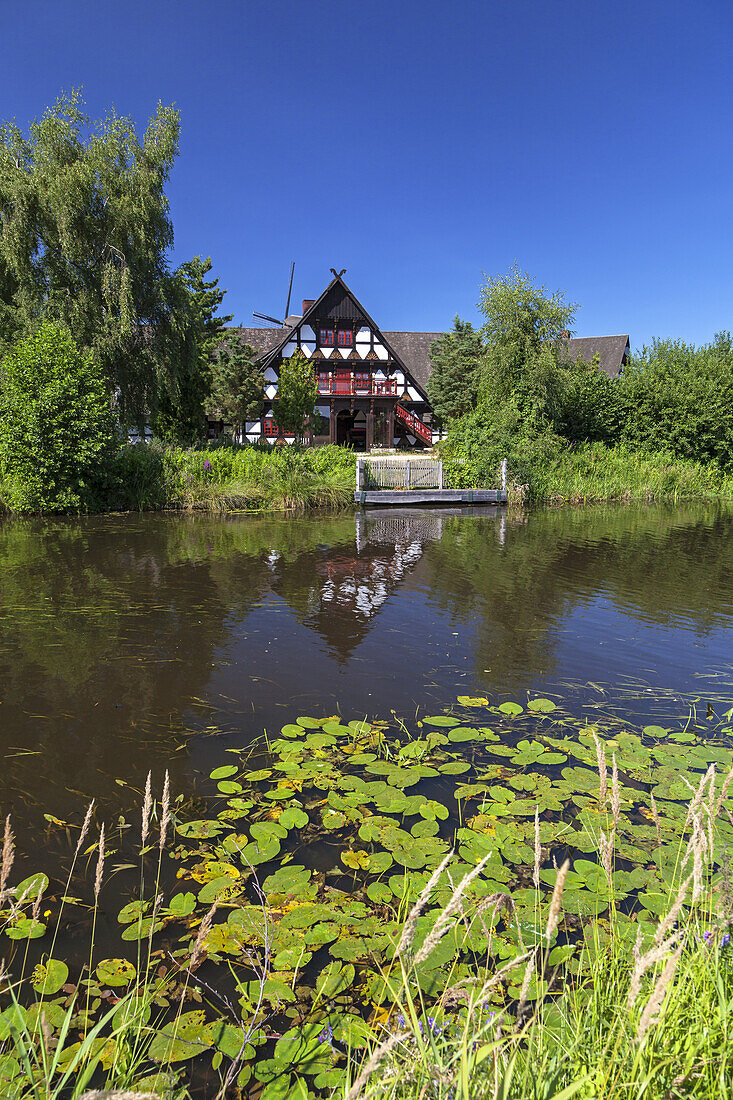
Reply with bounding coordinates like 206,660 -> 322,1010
263,419 -> 278,437
355,370 -> 370,389
337,329 -> 353,347
317,370 -> 329,390
320,329 -> 334,346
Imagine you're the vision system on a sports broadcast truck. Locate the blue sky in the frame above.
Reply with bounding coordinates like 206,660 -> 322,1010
1,0 -> 730,348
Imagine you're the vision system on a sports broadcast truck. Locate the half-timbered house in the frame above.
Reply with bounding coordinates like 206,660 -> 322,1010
222,272 -> 437,449
207,272 -> 630,448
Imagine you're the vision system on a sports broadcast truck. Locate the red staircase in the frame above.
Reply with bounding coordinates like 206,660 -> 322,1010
395,403 -> 432,445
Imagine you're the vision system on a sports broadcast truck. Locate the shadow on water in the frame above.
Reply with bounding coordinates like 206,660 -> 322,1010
1,502 -> 733,859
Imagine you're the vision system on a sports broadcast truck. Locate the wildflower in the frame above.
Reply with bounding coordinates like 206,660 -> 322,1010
703,930 -> 713,944
203,459 -> 212,470
319,1024 -> 334,1046
397,1013 -> 406,1027
722,933 -> 731,948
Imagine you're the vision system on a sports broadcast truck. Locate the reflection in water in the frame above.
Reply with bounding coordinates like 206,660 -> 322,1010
1,503 -> 733,852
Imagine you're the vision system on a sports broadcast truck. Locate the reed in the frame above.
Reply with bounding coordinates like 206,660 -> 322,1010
341,774 -> 733,1100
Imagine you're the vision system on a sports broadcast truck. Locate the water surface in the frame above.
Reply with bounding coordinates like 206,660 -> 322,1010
1,502 -> 733,854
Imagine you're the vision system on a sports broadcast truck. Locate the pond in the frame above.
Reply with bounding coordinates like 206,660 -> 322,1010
1,501 -> 733,858
3,501 -> 733,1093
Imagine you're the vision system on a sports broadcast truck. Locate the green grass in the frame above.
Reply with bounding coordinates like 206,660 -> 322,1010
341,856 -> 733,1100
444,441 -> 733,506
534,442 -> 733,505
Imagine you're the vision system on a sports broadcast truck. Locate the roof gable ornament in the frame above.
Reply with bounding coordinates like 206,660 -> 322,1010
330,268 -> 347,277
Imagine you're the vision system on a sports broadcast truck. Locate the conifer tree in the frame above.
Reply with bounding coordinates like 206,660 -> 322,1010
206,333 -> 264,427
426,317 -> 484,425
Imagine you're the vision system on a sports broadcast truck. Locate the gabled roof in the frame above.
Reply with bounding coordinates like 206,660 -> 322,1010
234,326 -> 289,357
382,332 -> 444,393
561,335 -> 630,379
240,274 -> 432,403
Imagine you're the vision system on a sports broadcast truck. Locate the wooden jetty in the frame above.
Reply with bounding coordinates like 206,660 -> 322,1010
354,457 -> 507,508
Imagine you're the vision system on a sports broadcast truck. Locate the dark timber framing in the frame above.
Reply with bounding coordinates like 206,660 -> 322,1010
252,273 -> 434,451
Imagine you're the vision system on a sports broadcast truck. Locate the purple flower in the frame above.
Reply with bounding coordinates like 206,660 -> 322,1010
722,933 -> 731,948
397,1013 -> 406,1027
704,930 -> 714,944
203,460 -> 212,470
319,1024 -> 333,1046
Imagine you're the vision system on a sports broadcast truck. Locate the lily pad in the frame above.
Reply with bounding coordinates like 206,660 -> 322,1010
96,958 -> 137,987
30,958 -> 68,996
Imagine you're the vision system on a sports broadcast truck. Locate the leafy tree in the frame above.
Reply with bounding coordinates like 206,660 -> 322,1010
273,351 -> 318,443
152,257 -> 232,443
426,317 -> 483,425
477,263 -> 576,429
206,333 -> 264,427
618,334 -> 733,469
0,322 -> 116,512
559,355 -> 624,445
0,90 -> 194,427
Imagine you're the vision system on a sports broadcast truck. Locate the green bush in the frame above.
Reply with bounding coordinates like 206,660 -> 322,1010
0,322 -> 116,513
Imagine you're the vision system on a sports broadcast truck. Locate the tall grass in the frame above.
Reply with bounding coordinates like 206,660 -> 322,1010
535,442 -> 733,505
445,441 -> 733,506
109,443 -> 357,514
0,776 -> 189,1099
340,762 -> 733,1100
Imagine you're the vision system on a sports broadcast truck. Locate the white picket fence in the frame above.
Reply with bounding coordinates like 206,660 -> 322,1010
356,456 -> 508,493
357,457 -> 444,490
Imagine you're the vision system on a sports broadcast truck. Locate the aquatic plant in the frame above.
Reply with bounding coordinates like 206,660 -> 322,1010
0,694 -> 732,1096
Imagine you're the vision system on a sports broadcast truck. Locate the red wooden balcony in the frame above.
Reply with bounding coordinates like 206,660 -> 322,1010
314,372 -> 397,397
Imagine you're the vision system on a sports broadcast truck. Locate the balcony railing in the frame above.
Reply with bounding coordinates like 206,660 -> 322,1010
314,374 -> 397,397
395,402 -> 432,445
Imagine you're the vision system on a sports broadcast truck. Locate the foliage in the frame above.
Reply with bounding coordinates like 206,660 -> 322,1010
618,333 -> 733,469
477,264 -> 575,430
0,322 -> 116,512
179,255 -> 232,359
205,333 -> 264,427
0,89 -> 196,428
151,258 -> 232,445
3,690 -> 733,1095
426,317 -> 483,425
558,355 -> 625,445
273,351 -> 319,442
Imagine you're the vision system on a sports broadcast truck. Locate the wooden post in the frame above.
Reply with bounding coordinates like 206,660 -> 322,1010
501,458 -> 507,491
438,460 -> 443,489
329,400 -> 336,445
388,404 -> 395,450
356,458 -> 364,491
366,400 -> 374,452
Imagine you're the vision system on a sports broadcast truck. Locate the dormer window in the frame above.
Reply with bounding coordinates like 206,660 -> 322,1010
337,329 -> 353,347
320,329 -> 334,346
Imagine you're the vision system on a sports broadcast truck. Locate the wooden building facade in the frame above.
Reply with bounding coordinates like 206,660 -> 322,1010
225,273 -> 436,450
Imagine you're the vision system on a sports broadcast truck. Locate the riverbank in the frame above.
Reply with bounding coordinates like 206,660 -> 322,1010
0,690 -> 731,1098
1,440 -> 733,515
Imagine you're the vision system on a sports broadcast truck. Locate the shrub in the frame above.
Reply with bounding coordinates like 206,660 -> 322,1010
0,322 -> 117,513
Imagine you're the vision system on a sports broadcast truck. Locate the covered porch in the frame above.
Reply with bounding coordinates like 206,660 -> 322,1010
324,398 -> 397,451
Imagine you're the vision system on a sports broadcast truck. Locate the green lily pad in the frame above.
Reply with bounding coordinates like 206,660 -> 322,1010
96,958 -> 137,987
149,1010 -> 218,1063
210,765 -> 238,780
30,958 -> 68,996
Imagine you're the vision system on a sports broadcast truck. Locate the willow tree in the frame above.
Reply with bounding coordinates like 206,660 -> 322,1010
0,90 -> 195,428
